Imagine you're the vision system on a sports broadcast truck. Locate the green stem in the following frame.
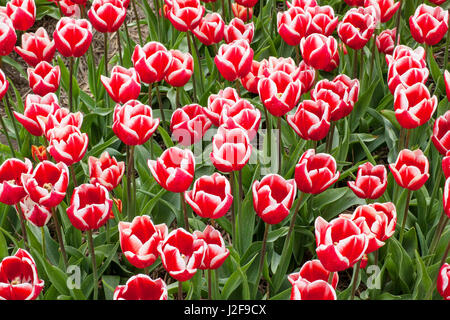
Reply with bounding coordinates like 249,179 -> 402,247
326,121 -> 336,154
394,0 -> 402,45
70,165 -> 78,188
41,227 -> 46,259
398,189 -> 412,245
155,84 -> 166,126
116,30 -> 123,65
51,207 -> 68,268
15,205 -> 29,251
191,33 -> 204,92
352,49 -> 359,79
0,109 -> 16,157
126,145 -> 135,221
131,0 -> 144,46
254,223 -> 269,299
4,94 -> 21,148
87,230 -> 98,300
427,167 -> 443,226
68,56 -> 74,112
186,31 -> 198,103
230,171 -> 236,247
208,269 -> 212,300
428,214 -> 448,265
350,260 -> 362,300
264,107 -> 271,158
178,281 -> 183,300
444,12 -> 450,72
278,117 -> 282,175
123,19 -> 133,52
180,192 -> 189,231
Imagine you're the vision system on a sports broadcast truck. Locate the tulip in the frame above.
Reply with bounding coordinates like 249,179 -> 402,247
219,98 -> 261,141
47,125 -> 89,166
295,149 -> 340,194
365,0 -> 400,23
277,7 -> 310,46
58,0 -> 81,18
215,39 -> 254,82
53,17 -> 93,57
205,87 -> 240,126
166,0 -> 205,32
31,145 -> 48,162
27,61 -> 61,96
376,28 -> 396,55
347,162 -> 388,200
210,126 -> 252,173
306,5 -> 338,36
311,74 -> 360,122
445,70 -> 450,102
192,13 -> 224,46
409,4 -> 449,46
0,158 -> 33,206
5,0 -> 36,31
193,225 -> 230,269
0,69 -> 8,100
287,0 -> 317,8
432,111 -> 450,156
290,279 -> 337,300
393,83 -> 437,129
38,108 -> 83,141
231,3 -> 252,22
444,177 -> 450,218
118,215 -> 168,269
112,100 -> 160,146
343,0 -> 364,5
300,34 -> 339,72
148,147 -> 195,193
15,27 -> 55,67
387,55 -> 429,94
315,216 -> 368,272
88,151 -> 125,191
185,173 -> 233,219
20,196 -> 51,228
170,104 -> 212,146
443,151 -> 450,179
288,259 -> 339,290
297,61 -> 315,93
0,249 -> 44,300
132,41 -> 172,84
287,100 -> 331,141
386,44 -> 426,64
235,0 -> 258,7
13,93 -> 60,137
224,18 -> 254,44
158,228 -> 206,281
164,49 -> 194,87
389,148 -> 429,191
0,13 -> 17,56
337,6 -> 376,50
437,263 -> 450,300
428,0 -> 447,4
252,174 -> 296,225
101,66 -> 141,104
240,60 -> 265,94
66,183 -> 113,231
88,0 -> 126,33
114,275 -> 168,300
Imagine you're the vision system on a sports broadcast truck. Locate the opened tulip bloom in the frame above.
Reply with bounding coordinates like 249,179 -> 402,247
0,158 -> 33,206
192,13 -> 224,46
337,6 -> 376,50
114,275 -> 168,300
287,100 -> 331,141
66,183 -> 113,231
300,34 -> 339,72
170,104 -> 212,146
5,0 -> 36,31
205,87 -> 240,126
88,151 -> 125,191
185,173 -> 233,219
47,125 -> 89,166
148,147 -> 195,193
347,162 -> 387,200
214,39 -> 254,82
389,148 -> 429,191
409,4 -> 449,46
277,7 -> 310,46
166,0 -> 205,32
53,17 -> 93,57
224,18 -> 254,44
164,49 -> 193,87
27,61 -> 61,96
101,66 -> 141,104
0,249 -> 44,300
193,225 -> 230,270
432,110 -> 450,155
132,42 -> 172,84
88,0 -> 126,33
119,215 -> 168,269
20,196 -> 51,228
0,13 -> 17,56
15,27 -> 55,67
112,100 -> 160,145
252,174 -> 297,225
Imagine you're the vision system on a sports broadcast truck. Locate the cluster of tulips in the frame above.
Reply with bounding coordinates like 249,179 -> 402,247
0,0 -> 450,301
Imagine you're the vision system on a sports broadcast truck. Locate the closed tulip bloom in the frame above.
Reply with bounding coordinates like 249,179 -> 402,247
193,225 -> 230,270
88,0 -> 126,33
287,100 -> 331,141
252,174 -> 297,225
445,70 -> 450,102
38,108 -> 83,141
295,149 -> 340,194
224,18 -> 254,44
0,249 -> 44,300
311,74 -> 360,122
167,0 -> 205,32
192,13 -> 224,46
164,49 -> 194,87
148,147 -> 195,193
53,17 -> 92,57
119,215 -> 168,269
15,27 -> 55,67
170,104 -> 212,146
231,3 -> 252,22
306,5 -> 338,36
185,173 -> 233,219
215,39 -> 254,82
260,56 -> 301,79
0,69 -> 9,100
27,61 -> 61,96
14,93 -> 60,136
58,0 -> 82,18
210,126 -> 252,172
6,0 -> 35,31
158,228 -> 206,281
112,100 -> 160,146
315,216 -> 368,272
277,7 -> 311,46
443,151 -> 450,179
432,111 -> 450,155
67,183 -> 113,231
132,41 -> 172,84
20,196 -> 51,227
389,148 -> 429,191
393,83 -> 437,129
0,158 -> 33,206
376,28 -> 396,55
21,160 -> 69,208
240,60 -> 266,94
300,34 -> 339,72
101,66 -> 141,104
219,99 -> 261,141
288,259 -> 339,290
437,263 -> 450,300
387,55 -> 429,94
290,279 -> 336,300
444,178 -> 450,218
297,60 -> 315,93
366,0 -> 400,23
47,125 -> 89,166
0,13 -> 16,56
89,151 -> 125,191
205,87 -> 240,126
114,275 -> 168,300
337,6 -> 376,50
348,162 -> 387,199
409,4 -> 449,46
386,44 -> 426,65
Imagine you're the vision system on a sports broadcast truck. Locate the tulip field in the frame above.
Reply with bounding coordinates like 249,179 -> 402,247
1,0 -> 450,302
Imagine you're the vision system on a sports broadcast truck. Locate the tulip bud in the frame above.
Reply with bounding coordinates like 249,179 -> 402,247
132,42 -> 172,84
164,49 -> 194,87
409,4 -> 449,46
215,39 -> 254,82
192,13 -> 225,46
